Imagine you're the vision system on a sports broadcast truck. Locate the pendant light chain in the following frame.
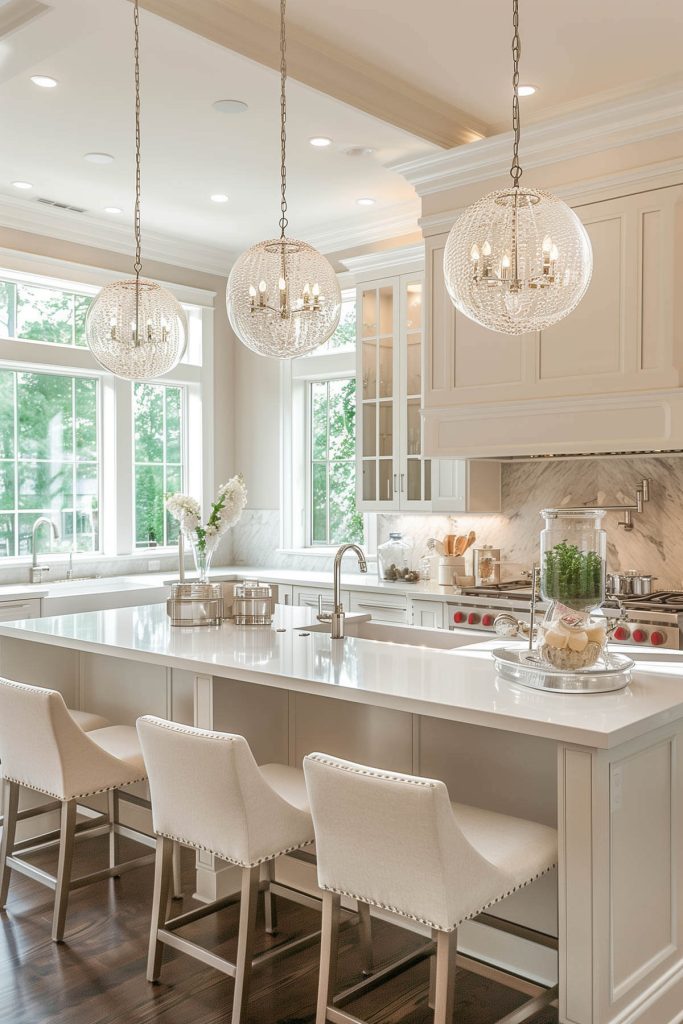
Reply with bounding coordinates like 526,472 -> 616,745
278,0 -> 288,239
133,0 -> 143,280
510,0 -> 523,188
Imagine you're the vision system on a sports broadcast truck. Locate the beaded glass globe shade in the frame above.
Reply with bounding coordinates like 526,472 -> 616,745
443,188 -> 593,336
227,237 -> 341,357
85,278 -> 187,379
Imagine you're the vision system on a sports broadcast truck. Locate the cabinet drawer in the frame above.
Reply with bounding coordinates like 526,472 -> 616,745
0,598 -> 41,621
292,586 -> 350,612
349,591 -> 408,623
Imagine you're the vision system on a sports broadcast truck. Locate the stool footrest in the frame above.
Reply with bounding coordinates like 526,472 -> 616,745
333,940 -> 435,1009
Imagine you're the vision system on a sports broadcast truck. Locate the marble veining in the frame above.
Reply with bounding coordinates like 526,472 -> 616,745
233,457 -> 683,590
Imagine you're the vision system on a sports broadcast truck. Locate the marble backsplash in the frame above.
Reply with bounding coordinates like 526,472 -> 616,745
232,456 -> 683,590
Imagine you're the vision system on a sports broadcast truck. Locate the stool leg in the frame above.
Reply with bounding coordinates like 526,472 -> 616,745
431,928 -> 457,1024
232,866 -> 260,1024
147,836 -> 173,982
264,858 -> 278,935
52,800 -> 77,942
316,892 -> 341,1024
171,842 -> 182,900
358,901 -> 374,976
0,781 -> 19,909
107,790 -> 119,875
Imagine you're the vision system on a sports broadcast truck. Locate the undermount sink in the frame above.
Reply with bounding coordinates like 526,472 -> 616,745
308,619 -> 475,650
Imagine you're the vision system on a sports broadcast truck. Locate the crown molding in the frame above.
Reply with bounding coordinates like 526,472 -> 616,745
0,193 -> 235,277
392,83 -> 683,197
418,157 -> 683,236
341,243 -> 424,277
305,201 -> 421,255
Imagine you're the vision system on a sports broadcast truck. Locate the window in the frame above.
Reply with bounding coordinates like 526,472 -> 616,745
310,377 -> 362,545
0,278 -> 91,347
133,383 -> 184,548
0,260 -> 212,562
283,288 -> 373,553
0,368 -> 99,558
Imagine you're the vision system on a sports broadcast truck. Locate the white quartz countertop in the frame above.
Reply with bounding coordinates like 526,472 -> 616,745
1,603 -> 683,749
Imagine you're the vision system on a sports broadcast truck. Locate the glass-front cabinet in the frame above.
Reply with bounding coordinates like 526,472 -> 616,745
357,272 -> 430,511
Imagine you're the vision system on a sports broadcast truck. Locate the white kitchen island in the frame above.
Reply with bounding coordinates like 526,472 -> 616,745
1,603 -> 683,1024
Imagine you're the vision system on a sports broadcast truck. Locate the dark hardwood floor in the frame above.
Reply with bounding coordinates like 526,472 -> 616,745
0,835 -> 558,1024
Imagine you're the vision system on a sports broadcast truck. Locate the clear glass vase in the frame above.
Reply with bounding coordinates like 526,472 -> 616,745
538,509 -> 608,670
186,532 -> 218,583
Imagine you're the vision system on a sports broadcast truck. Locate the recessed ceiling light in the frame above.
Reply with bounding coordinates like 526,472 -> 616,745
356,197 -> 375,206
84,152 -> 115,164
210,193 -> 229,203
309,137 -> 332,148
12,181 -> 32,190
104,206 -> 123,214
517,84 -> 537,97
30,75 -> 57,88
212,99 -> 248,114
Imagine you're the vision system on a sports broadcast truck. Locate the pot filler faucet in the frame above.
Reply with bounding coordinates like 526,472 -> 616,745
31,516 -> 60,584
318,543 -> 368,639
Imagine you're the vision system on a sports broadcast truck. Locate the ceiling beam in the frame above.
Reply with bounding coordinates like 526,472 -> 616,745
136,0 -> 488,149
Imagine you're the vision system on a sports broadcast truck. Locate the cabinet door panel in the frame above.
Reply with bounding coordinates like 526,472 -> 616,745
539,214 -> 623,380
454,312 -> 525,388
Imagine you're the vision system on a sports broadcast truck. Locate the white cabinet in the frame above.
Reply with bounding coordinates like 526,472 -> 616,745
0,598 -> 41,621
409,598 -> 444,629
423,184 -> 683,457
348,591 -> 408,624
356,271 -> 501,512
292,586 -> 351,614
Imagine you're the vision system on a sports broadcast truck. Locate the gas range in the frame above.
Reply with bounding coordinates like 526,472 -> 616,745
447,585 -> 683,650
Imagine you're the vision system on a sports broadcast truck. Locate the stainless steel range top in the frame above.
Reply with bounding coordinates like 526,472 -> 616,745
447,586 -> 683,649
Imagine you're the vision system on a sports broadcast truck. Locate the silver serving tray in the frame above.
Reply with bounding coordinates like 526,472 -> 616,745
492,646 -> 634,693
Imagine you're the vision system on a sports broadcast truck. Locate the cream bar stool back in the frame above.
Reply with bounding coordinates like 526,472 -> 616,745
138,716 -> 324,1024
0,678 -> 157,942
304,752 -> 559,1024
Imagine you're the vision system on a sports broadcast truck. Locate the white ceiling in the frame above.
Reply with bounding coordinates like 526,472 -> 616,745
1,0 -> 682,272
257,0 -> 683,130
0,0 -> 435,269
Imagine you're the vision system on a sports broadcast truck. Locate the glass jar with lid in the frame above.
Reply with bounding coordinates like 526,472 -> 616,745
538,509 -> 608,670
378,532 -> 413,581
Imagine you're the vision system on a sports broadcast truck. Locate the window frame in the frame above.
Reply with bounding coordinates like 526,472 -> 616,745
280,287 -> 376,559
0,252 -> 214,566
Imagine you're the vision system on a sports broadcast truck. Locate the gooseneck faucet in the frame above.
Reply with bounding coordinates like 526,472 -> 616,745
31,517 -> 59,584
318,543 -> 368,639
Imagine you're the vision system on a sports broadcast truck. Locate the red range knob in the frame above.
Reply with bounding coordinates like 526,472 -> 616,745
482,614 -> 493,627
468,612 -> 480,625
613,626 -> 630,642
651,631 -> 666,646
453,611 -> 465,623
632,629 -> 647,643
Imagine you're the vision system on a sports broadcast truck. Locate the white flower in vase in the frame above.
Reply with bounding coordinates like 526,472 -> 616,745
165,475 -> 248,582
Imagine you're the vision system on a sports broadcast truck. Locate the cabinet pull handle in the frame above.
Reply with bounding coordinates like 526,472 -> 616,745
393,473 -> 398,494
400,473 -> 405,492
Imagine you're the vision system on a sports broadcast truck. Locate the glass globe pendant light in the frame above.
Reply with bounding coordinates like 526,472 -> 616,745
85,0 -> 187,379
226,0 -> 341,358
443,0 -> 592,336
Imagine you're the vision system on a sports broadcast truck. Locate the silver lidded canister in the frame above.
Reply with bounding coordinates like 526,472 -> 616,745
233,580 -> 273,625
167,582 -> 224,626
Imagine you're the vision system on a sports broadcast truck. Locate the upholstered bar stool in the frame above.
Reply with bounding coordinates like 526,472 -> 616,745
304,752 -> 559,1024
138,716 -> 345,1024
0,678 -> 158,942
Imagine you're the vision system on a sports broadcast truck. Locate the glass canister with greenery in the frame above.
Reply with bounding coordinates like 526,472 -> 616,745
539,509 -> 608,670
